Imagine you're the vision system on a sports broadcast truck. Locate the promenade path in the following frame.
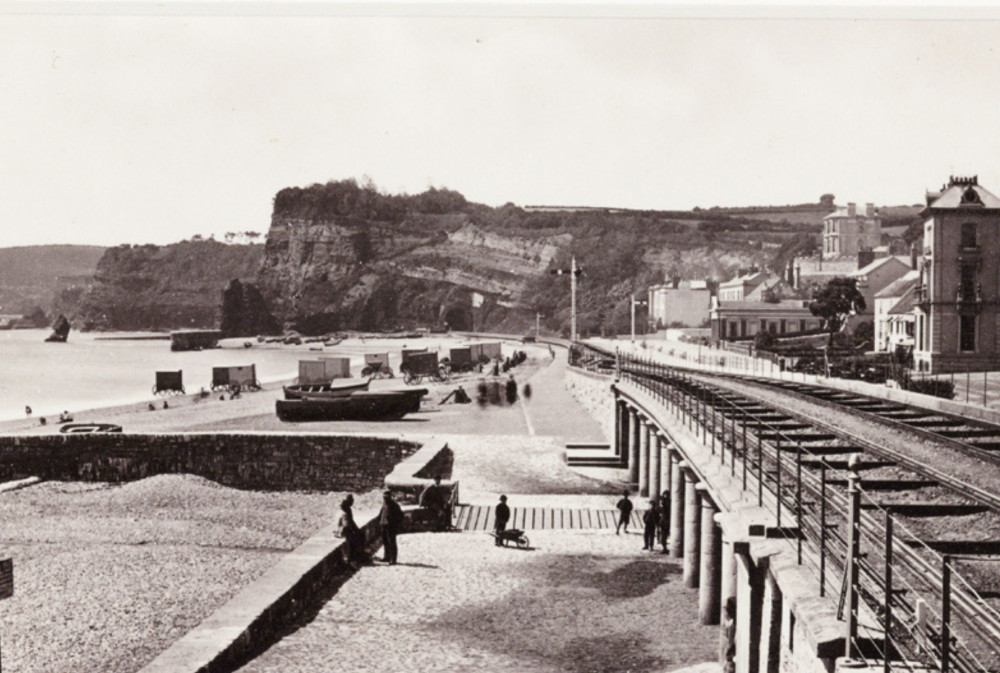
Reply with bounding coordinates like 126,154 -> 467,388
236,353 -> 720,673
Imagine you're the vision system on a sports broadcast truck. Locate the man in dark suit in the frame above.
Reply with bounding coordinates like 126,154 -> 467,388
379,490 -> 404,564
494,495 -> 511,546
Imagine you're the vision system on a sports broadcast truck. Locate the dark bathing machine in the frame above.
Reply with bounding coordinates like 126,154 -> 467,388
169,329 -> 222,352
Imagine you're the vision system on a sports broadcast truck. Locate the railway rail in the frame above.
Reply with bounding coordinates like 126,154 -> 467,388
573,342 -> 1000,673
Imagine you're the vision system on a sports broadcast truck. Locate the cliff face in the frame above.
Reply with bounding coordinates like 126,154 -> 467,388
256,214 -> 562,333
76,240 -> 262,331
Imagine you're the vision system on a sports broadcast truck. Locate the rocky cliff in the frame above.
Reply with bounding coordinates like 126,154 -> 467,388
253,180 -> 820,336
75,240 -> 262,331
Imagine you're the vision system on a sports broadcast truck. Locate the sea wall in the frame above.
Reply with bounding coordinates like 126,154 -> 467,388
0,432 -> 418,492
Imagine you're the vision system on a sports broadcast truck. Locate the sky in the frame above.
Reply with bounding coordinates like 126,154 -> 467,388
4,5 -> 1000,246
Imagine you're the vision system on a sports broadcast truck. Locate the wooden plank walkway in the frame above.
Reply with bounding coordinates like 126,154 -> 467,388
453,505 -> 644,531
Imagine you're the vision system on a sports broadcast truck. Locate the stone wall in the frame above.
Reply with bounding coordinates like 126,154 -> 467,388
564,367 -> 614,442
0,433 -> 419,492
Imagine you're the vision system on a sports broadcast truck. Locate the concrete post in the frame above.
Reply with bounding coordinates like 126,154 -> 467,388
683,468 -> 701,588
628,408 -> 640,485
669,453 -> 685,558
698,487 -> 722,625
613,394 -> 622,457
650,433 -> 662,499
639,420 -> 650,497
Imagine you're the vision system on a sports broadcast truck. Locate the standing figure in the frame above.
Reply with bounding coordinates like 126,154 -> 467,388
658,490 -> 671,553
642,499 -> 661,550
721,597 -> 737,673
378,490 -> 404,565
494,495 -> 510,546
615,490 -> 633,535
336,494 -> 367,569
419,475 -> 450,531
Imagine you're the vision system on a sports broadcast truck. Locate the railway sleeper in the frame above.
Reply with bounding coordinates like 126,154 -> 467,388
773,443 -> 859,456
896,418 -> 966,427
758,432 -> 838,442
934,429 -> 1000,439
824,478 -> 939,491
904,539 -> 1000,555
864,502 -> 989,517
802,458 -> 894,471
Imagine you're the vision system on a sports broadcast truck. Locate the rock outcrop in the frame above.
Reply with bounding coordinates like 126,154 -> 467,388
220,279 -> 281,338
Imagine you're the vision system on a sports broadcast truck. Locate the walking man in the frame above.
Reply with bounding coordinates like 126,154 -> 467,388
643,498 -> 661,550
615,490 -> 634,535
378,490 -> 404,565
658,490 -> 671,553
494,495 -> 510,546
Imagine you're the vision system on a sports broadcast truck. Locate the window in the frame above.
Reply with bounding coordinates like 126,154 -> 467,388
729,321 -> 738,338
961,222 -> 977,248
760,319 -> 767,333
960,315 -> 976,352
740,319 -> 747,337
960,264 -> 976,300
768,322 -> 777,334
780,319 -> 786,334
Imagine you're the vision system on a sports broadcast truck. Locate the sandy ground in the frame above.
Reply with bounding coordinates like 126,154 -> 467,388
238,531 -> 719,673
0,342 -> 649,673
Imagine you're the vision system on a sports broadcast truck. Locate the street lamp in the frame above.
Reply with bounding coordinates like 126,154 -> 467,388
550,257 -> 583,342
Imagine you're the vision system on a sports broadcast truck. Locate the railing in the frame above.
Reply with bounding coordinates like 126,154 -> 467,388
602,348 -> 1000,673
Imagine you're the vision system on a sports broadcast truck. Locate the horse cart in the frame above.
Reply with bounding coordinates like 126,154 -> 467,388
360,352 -> 394,379
442,346 -> 479,374
153,370 -> 185,396
399,351 -> 450,385
211,364 -> 261,392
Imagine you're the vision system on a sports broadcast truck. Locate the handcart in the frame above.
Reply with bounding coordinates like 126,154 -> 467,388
399,351 -> 450,385
492,528 -> 530,549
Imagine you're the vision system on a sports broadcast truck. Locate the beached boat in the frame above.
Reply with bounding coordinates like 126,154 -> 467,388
283,378 -> 370,400
275,388 -> 428,422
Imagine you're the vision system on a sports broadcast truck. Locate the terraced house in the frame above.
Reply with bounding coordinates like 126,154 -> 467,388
914,176 -> 1000,373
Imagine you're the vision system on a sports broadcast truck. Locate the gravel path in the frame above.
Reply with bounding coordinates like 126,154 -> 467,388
238,531 -> 718,673
0,476 -> 379,673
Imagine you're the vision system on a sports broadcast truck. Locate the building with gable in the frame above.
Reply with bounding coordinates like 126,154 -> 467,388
874,270 -> 919,353
822,202 -> 881,259
913,176 -> 1000,373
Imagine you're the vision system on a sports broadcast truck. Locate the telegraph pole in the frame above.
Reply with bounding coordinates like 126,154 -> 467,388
571,256 -> 577,342
535,312 -> 542,338
631,294 -> 647,343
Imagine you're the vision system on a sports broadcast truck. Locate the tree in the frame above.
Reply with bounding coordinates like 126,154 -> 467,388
809,277 -> 866,346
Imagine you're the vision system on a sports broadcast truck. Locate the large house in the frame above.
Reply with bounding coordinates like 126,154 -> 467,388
648,280 -> 711,328
874,270 -> 919,353
822,202 -> 881,259
913,176 -> 1000,373
716,268 -> 767,301
847,256 -> 913,328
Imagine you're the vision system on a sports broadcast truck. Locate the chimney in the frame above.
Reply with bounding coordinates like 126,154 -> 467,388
865,202 -> 875,218
794,264 -> 801,289
847,202 -> 856,217
857,249 -> 875,269
910,242 -> 918,269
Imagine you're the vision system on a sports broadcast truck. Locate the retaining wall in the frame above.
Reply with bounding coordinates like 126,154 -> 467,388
0,432 -> 419,492
564,367 -> 614,442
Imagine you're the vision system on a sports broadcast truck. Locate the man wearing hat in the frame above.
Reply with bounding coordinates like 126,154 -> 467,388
379,490 -> 404,564
494,495 -> 511,546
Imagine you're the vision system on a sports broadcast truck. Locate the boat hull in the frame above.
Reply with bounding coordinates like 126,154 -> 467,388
283,378 -> 370,400
276,389 -> 427,422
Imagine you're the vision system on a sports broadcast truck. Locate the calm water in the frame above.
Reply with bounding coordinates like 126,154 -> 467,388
0,330 -> 311,421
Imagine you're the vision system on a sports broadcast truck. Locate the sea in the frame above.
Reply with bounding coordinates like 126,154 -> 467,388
0,329 -> 312,422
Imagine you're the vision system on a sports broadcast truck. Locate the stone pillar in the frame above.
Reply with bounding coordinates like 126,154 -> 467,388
669,453 -> 685,558
735,544 -> 764,673
649,433 -> 662,499
628,408 -> 640,485
617,400 -> 629,461
639,420 -> 650,497
683,468 -> 701,588
613,395 -> 622,457
698,487 -> 722,625
720,535 -> 738,619
758,562 -> 782,673
658,435 -> 670,497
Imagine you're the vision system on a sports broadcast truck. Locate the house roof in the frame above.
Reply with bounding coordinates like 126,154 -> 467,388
719,270 -> 767,289
715,299 -> 812,314
888,285 -> 918,315
850,256 -> 910,278
925,181 -> 1000,210
874,270 -> 919,299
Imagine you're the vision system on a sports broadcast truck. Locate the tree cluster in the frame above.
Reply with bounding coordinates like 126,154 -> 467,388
272,178 -> 468,222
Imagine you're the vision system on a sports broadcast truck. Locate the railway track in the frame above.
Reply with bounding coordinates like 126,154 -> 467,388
602,350 -> 1000,672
